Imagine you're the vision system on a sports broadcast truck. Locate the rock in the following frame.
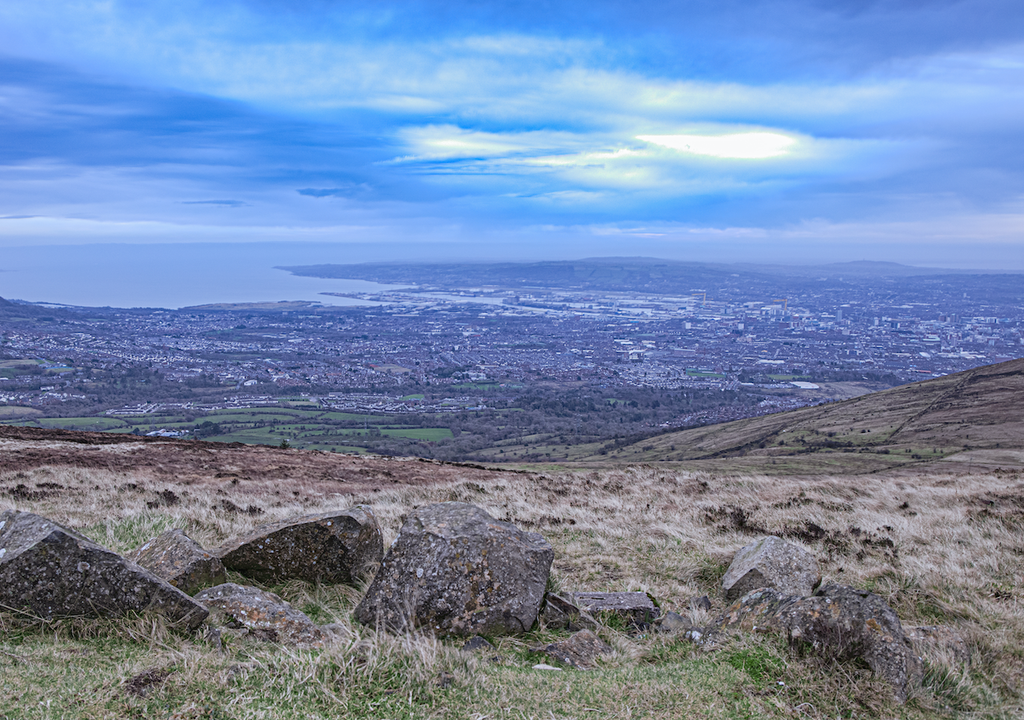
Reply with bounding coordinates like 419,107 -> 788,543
130,529 -> 226,596
216,507 -> 383,585
195,583 -> 326,647
532,629 -> 613,670
532,663 -> 563,671
461,635 -> 496,652
691,595 -> 712,612
655,611 -> 693,634
461,634 -> 504,664
354,502 -> 553,636
568,592 -> 661,630
321,622 -> 351,641
716,584 -> 921,703
540,593 -> 599,631
906,625 -> 971,666
0,510 -> 208,631
721,536 -> 820,601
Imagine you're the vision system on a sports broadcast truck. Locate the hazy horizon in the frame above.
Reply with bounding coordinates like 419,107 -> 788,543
1,242 -> 1019,310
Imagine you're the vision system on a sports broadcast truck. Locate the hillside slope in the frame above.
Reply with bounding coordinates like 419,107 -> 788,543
577,357 -> 1024,474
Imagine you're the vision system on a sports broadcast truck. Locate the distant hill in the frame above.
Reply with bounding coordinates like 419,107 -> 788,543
576,357 -> 1024,474
280,257 -> 1024,305
0,296 -> 77,322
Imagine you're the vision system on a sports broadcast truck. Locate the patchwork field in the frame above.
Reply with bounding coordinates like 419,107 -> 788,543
8,406 -> 455,454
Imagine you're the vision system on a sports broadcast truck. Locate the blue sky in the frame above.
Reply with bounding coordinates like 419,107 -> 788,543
2,0 -> 1024,268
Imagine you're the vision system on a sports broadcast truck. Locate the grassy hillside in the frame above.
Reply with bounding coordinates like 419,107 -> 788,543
2,460 -> 1023,718
574,357 -> 1024,474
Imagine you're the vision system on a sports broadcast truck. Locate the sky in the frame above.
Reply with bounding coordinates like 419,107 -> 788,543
2,0 -> 1024,269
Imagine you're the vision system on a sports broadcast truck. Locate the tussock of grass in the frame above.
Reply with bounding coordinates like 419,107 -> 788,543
3,463 -> 1024,718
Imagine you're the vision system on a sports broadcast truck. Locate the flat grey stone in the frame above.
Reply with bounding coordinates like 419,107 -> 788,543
130,529 -> 226,596
0,510 -> 207,631
568,591 -> 661,630
721,536 -> 820,601
195,583 -> 326,647
216,506 -> 383,585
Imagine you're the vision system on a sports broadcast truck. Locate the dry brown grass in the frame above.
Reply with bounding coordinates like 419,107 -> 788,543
2,461 -> 1023,718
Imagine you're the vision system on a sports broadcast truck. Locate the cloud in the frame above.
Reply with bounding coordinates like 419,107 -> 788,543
0,1 -> 1022,267
638,132 -> 798,159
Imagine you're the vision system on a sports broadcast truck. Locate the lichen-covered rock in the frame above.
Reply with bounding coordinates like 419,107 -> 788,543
716,584 -> 921,703
721,536 -> 820,601
0,510 -> 207,631
195,583 -> 326,647
354,502 -> 553,636
569,592 -> 661,631
216,507 -> 383,585
531,629 -> 612,669
131,529 -> 226,596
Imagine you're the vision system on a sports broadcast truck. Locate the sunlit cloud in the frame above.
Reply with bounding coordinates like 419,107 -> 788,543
638,132 -> 798,159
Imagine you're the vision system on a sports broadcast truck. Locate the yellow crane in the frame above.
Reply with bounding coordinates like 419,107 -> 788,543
692,292 -> 707,306
773,298 -> 788,313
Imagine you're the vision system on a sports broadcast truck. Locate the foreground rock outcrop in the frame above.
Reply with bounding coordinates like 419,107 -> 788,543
216,507 -> 383,585
716,584 -> 920,703
722,536 -> 820,601
355,502 -> 553,636
131,529 -> 226,596
0,510 -> 208,630
196,583 -> 327,647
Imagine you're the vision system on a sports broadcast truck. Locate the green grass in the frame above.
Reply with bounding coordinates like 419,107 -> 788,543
318,412 -> 389,422
0,406 -> 43,419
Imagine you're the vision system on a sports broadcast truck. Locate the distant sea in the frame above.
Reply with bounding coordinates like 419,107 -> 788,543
0,242 -> 412,309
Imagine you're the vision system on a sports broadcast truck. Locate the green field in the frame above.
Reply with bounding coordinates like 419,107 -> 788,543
2,403 -> 453,454
35,417 -> 128,430
0,406 -> 43,419
685,369 -> 725,378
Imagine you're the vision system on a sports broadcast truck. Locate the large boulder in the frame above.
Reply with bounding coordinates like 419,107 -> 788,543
195,583 -> 326,647
0,510 -> 207,631
721,536 -> 820,601
216,507 -> 383,585
716,584 -> 921,703
355,502 -> 553,636
130,529 -> 226,596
